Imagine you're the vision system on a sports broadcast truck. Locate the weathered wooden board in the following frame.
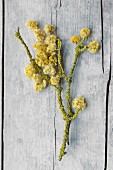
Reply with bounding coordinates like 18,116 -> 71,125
0,1 -> 3,169
3,0 -> 113,170
53,0 -> 106,169
4,0 -> 55,170
102,0 -> 113,170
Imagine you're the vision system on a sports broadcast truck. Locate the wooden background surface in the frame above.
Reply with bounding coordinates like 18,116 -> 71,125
1,0 -> 113,169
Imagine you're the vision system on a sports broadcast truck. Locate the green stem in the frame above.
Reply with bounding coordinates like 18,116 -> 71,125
57,39 -> 68,82
66,51 -> 79,116
59,47 -> 80,153
58,108 -> 80,160
15,27 -> 32,61
68,109 -> 80,121
66,109 -> 80,147
57,86 -> 80,122
66,82 -> 72,116
69,49 -> 80,81
65,41 -> 86,145
66,121 -> 71,145
66,40 -> 86,116
65,52 -> 79,145
57,88 -> 68,120
59,120 -> 71,161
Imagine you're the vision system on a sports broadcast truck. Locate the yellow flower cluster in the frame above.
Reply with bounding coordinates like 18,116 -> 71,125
50,75 -> 60,85
25,20 -> 61,91
43,65 -> 56,76
35,53 -> 57,67
45,35 -> 57,44
35,51 -> 46,59
46,43 -> 57,53
70,36 -> 80,43
24,63 -> 47,92
26,20 -> 57,69
49,55 -> 57,65
34,80 -> 47,92
26,20 -> 38,30
24,22 -> 100,94
72,97 -> 86,110
80,28 -> 91,38
34,29 -> 46,42
44,24 -> 55,34
88,40 -> 100,53
32,74 -> 42,83
70,28 -> 90,44
35,58 -> 49,67
26,20 -> 46,43
33,42 -> 47,51
24,64 -> 35,78
70,28 -> 99,54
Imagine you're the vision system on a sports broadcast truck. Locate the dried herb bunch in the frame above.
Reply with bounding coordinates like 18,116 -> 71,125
15,20 -> 99,160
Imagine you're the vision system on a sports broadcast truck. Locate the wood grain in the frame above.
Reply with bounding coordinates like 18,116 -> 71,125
102,0 -> 113,169
0,0 -> 3,169
3,0 -> 113,170
54,0 -> 106,169
4,0 -> 55,170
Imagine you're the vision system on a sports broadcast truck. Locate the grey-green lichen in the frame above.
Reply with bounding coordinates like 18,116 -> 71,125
15,21 -> 99,161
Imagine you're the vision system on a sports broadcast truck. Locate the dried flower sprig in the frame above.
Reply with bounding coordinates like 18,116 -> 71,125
15,20 -> 99,161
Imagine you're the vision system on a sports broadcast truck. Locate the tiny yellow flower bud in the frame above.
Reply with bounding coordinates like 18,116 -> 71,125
80,28 -> 91,38
43,65 -> 56,76
50,75 -> 60,85
34,28 -> 46,42
35,51 -> 46,59
24,64 -> 35,78
88,40 -> 100,53
36,53 -> 49,67
46,43 -> 57,53
26,20 -> 38,30
45,35 -> 57,44
49,55 -> 57,65
33,42 -> 48,51
72,97 -> 86,110
44,24 -> 55,34
70,36 -> 80,43
35,52 -> 48,61
34,80 -> 47,92
36,35 -> 45,42
32,74 -> 42,83
36,60 -> 42,67
36,58 -> 49,67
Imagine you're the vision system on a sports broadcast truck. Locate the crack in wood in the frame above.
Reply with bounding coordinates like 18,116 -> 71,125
53,93 -> 57,170
52,0 -> 62,10
101,0 -> 104,73
53,153 -> 55,170
104,43 -> 111,170
59,0 -> 62,8
2,0 -> 5,170
52,107 -> 56,169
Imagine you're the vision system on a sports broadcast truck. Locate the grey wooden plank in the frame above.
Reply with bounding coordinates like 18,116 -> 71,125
102,0 -> 113,169
108,77 -> 113,170
52,0 -> 107,169
0,0 -> 3,169
4,0 -> 56,170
